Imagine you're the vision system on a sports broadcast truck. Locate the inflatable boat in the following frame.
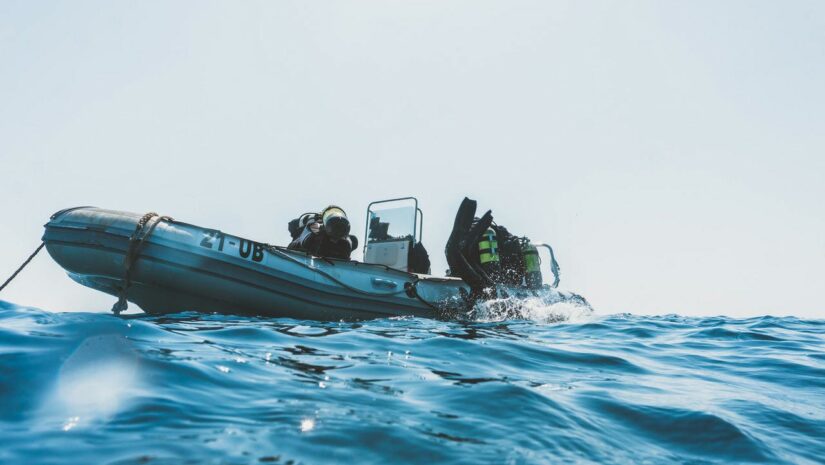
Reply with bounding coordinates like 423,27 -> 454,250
43,201 -> 587,320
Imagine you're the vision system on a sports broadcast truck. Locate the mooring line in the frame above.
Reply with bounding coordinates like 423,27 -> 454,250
0,242 -> 46,293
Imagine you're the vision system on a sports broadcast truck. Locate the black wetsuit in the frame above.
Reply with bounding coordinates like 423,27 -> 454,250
492,224 -> 526,287
288,217 -> 357,260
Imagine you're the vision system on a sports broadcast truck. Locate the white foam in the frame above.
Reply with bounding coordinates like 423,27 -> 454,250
471,289 -> 595,324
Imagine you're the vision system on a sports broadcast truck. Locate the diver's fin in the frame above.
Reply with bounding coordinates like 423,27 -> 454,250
452,197 -> 476,236
446,198 -> 500,305
459,210 -> 495,289
462,210 -> 493,259
445,197 -> 477,279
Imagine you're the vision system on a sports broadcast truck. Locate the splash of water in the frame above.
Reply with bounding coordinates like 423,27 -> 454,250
471,288 -> 595,323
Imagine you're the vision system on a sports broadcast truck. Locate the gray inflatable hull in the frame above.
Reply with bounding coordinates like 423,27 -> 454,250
43,207 -> 584,320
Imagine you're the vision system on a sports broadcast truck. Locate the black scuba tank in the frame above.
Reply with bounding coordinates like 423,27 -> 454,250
496,227 -> 525,286
320,206 -> 351,240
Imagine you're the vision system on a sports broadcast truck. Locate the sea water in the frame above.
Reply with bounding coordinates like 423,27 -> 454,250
0,299 -> 823,465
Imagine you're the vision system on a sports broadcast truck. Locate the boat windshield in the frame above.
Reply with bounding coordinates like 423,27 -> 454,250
366,198 -> 418,244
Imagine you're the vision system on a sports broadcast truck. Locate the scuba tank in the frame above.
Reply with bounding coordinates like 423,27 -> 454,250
495,226 -> 525,286
521,238 -> 543,289
320,206 -> 351,240
477,227 -> 502,279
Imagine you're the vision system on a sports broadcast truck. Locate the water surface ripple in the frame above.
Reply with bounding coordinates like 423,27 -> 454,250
1,300 -> 823,464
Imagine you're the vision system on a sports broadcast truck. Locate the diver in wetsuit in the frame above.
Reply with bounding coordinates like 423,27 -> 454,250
486,224 -> 544,289
445,198 -> 497,302
445,198 -> 548,307
467,221 -> 541,289
287,206 -> 359,260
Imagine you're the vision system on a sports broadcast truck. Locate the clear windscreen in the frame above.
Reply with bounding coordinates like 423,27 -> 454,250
367,200 -> 417,244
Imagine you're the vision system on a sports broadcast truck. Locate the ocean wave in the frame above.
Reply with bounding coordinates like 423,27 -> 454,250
0,300 -> 823,464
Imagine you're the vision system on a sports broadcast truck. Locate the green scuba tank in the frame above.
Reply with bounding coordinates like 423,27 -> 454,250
478,227 -> 501,277
521,239 -> 543,289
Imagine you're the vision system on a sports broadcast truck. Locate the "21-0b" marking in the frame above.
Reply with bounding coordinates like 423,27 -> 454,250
200,230 -> 264,263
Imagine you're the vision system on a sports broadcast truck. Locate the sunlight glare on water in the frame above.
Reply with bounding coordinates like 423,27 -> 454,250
44,334 -> 140,433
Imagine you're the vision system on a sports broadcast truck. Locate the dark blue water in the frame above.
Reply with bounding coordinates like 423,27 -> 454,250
1,299 -> 824,465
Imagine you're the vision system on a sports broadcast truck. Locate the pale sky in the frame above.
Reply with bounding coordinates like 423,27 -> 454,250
1,1 -> 823,318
